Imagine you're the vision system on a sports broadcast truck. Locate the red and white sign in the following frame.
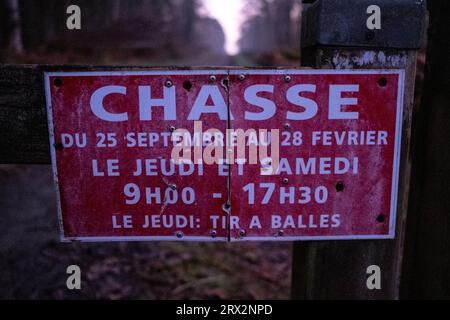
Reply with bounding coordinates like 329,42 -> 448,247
45,69 -> 404,242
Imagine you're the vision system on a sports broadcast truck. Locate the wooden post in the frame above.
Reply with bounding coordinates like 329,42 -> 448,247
291,0 -> 427,299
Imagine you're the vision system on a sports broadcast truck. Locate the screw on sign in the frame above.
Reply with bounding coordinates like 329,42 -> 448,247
44,69 -> 404,242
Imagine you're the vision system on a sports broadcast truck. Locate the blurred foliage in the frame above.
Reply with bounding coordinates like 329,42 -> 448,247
0,0 -> 303,66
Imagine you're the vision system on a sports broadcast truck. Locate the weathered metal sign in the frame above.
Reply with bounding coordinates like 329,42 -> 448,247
44,69 -> 404,241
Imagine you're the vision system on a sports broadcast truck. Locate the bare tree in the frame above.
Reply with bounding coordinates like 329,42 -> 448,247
182,0 -> 196,41
6,0 -> 24,54
274,0 -> 293,48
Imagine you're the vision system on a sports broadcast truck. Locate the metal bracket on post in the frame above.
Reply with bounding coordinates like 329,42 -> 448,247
302,0 -> 426,49
292,0 -> 427,299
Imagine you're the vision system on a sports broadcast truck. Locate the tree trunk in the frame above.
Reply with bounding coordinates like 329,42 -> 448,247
275,0 -> 293,48
6,0 -> 24,54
